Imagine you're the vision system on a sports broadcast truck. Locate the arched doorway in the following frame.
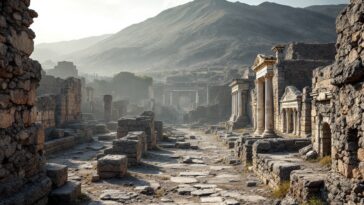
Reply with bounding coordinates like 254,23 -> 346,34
321,122 -> 331,156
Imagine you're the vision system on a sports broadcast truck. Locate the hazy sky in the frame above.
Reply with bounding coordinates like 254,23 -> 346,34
30,0 -> 348,44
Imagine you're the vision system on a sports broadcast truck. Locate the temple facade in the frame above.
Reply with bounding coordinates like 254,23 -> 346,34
244,43 -> 335,137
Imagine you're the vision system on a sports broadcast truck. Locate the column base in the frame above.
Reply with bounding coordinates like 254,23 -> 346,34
262,130 -> 276,138
254,130 -> 264,137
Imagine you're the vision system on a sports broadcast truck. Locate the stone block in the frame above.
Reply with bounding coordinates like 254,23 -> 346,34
97,155 -> 128,179
46,163 -> 68,188
48,181 -> 81,205
175,142 -> 191,149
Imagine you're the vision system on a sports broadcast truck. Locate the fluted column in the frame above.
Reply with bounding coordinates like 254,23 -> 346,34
237,91 -> 243,117
230,92 -> 235,121
255,79 -> 265,135
263,74 -> 275,137
282,109 -> 287,133
293,110 -> 297,135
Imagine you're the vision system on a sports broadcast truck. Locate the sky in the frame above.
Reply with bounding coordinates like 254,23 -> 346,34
30,0 -> 348,44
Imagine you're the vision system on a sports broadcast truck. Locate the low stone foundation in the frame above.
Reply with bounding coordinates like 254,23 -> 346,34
287,169 -> 327,203
252,138 -> 311,188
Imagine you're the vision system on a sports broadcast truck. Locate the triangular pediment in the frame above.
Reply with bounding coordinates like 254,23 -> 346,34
252,54 -> 277,71
281,86 -> 302,102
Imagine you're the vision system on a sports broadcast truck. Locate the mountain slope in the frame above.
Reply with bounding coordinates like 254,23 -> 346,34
305,4 -> 346,19
32,34 -> 112,62
36,0 -> 343,74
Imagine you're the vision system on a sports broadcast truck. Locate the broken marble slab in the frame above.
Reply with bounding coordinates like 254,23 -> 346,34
179,171 -> 210,177
170,177 -> 198,184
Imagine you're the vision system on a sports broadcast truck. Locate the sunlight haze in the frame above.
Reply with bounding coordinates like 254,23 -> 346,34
30,0 -> 348,43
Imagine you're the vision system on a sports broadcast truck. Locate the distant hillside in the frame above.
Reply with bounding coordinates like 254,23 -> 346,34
34,0 -> 344,74
305,4 -> 346,19
32,34 -> 112,63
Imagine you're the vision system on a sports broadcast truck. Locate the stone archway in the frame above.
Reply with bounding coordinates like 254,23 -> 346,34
321,122 -> 332,156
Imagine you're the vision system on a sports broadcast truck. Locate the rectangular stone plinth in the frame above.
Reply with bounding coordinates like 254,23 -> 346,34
46,163 -> 68,188
97,155 -> 128,179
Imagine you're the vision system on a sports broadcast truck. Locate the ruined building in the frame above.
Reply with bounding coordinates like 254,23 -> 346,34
46,61 -> 78,79
310,1 -> 364,203
250,43 -> 335,137
0,0 -> 52,203
227,69 -> 255,130
37,75 -> 82,129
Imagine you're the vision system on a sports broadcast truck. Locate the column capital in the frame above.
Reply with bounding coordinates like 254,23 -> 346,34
264,73 -> 274,79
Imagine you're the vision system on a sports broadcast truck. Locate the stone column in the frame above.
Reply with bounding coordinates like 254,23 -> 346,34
263,75 -> 275,137
293,110 -> 297,135
255,79 -> 265,135
232,92 -> 237,120
104,95 -> 113,122
237,91 -> 243,118
195,91 -> 199,108
283,109 -> 287,133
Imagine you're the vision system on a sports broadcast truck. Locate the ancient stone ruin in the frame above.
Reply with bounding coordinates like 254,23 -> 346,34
0,1 -> 51,204
1,0 -> 364,205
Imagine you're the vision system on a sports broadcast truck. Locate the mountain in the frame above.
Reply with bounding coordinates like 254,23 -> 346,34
32,34 -> 112,63
34,0 -> 344,74
305,4 -> 346,19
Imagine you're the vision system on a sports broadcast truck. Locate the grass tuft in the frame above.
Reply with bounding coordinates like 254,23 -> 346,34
272,181 -> 290,199
304,197 -> 325,205
319,156 -> 332,167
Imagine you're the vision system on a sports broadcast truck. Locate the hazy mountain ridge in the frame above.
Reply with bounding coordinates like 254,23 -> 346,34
33,0 -> 347,74
305,4 -> 346,19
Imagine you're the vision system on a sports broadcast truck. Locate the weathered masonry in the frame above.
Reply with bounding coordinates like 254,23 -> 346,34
250,43 -> 335,137
227,78 -> 252,130
311,1 -> 364,203
0,0 -> 52,204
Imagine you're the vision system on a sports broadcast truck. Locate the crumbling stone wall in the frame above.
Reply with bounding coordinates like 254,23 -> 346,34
272,43 -> 335,137
285,43 -> 336,61
311,1 -> 364,204
0,0 -> 51,204
36,95 -> 57,129
37,76 -> 82,129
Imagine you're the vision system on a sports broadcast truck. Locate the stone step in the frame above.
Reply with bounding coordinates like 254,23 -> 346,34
48,181 -> 81,205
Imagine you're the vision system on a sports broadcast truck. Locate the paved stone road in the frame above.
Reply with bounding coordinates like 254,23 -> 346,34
48,127 -> 274,205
